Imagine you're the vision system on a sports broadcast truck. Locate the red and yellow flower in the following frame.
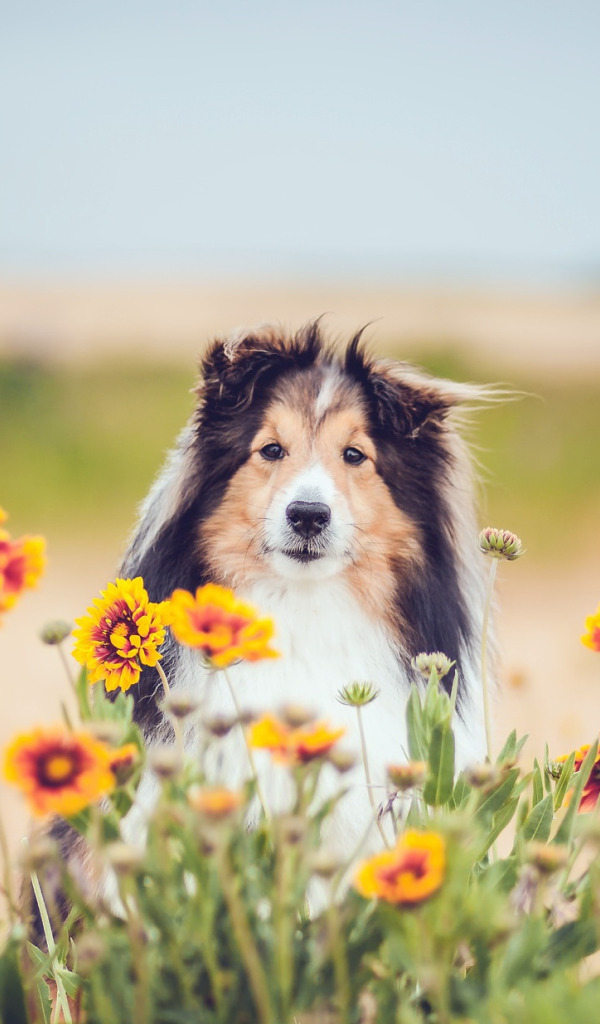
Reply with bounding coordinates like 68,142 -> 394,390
0,507 -> 46,620
3,726 -> 116,818
582,604 -> 600,653
169,583 -> 279,668
73,577 -> 170,692
354,830 -> 446,905
554,743 -> 600,812
248,714 -> 345,765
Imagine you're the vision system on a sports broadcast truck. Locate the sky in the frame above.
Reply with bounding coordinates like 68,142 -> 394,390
2,1 -> 599,283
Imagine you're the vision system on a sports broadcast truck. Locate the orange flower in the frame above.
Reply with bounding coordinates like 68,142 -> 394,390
3,726 -> 115,818
0,507 -> 46,620
248,714 -> 345,765
354,830 -> 446,905
582,605 -> 600,653
188,786 -> 244,818
73,577 -> 171,692
555,743 -> 600,812
169,583 -> 279,668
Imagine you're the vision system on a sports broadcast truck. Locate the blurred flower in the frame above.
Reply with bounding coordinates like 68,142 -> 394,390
554,743 -> 600,812
188,786 -> 244,819
337,681 -> 380,706
354,830 -> 446,905
3,726 -> 115,818
581,604 -> 600,653
73,577 -> 170,692
169,583 -> 279,668
478,527 -> 523,561
411,652 -> 455,680
387,762 -> 427,791
0,508 -> 46,621
108,743 -> 140,784
248,714 -> 345,765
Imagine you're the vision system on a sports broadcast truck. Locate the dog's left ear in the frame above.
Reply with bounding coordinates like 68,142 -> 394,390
345,337 -> 463,438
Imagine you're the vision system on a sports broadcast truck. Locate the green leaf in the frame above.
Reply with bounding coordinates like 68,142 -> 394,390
496,728 -> 517,764
475,768 -> 520,822
54,968 -> 81,1000
532,758 -> 544,807
520,793 -> 554,843
537,920 -> 599,974
552,740 -> 598,846
406,687 -> 426,761
75,664 -> 92,720
477,797 -> 519,859
0,943 -> 30,1024
553,750 -> 576,811
422,724 -> 455,806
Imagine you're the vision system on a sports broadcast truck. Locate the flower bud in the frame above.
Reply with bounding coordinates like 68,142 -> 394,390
105,842 -> 144,875
479,528 -> 523,561
205,714 -> 236,737
86,721 -> 124,746
281,703 -> 315,727
39,620 -> 72,645
387,761 -> 427,791
328,749 -> 358,774
161,690 -> 201,720
279,815 -> 306,845
525,841 -> 568,875
337,681 -> 380,707
20,837 -> 58,872
411,652 -> 455,680
74,933 -> 107,976
310,850 -> 341,879
464,763 -> 499,790
148,745 -> 183,779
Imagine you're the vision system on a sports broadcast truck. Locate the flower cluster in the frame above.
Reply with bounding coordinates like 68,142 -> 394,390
73,577 -> 171,691
169,583 -> 279,668
248,714 -> 345,765
0,507 -> 45,621
3,726 -> 116,818
354,830 -> 446,905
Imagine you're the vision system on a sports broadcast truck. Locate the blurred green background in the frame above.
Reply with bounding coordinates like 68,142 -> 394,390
2,346 -> 599,562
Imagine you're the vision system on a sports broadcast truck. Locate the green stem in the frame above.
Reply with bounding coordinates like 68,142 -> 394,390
156,661 -> 184,747
481,558 -> 498,762
0,810 -> 16,925
57,641 -> 75,686
29,864 -> 72,1024
327,898 -> 351,1023
215,843 -> 274,1024
356,705 -> 391,849
222,668 -> 269,820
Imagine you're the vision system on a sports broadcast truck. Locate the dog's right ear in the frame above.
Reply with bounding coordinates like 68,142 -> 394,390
197,323 -> 322,412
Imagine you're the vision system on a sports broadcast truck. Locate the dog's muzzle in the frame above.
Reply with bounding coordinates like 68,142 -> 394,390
285,501 -> 331,540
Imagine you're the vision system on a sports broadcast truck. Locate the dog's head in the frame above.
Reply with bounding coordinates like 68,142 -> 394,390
193,323 -> 477,616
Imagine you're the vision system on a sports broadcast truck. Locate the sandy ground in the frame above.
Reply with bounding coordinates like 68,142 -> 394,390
2,279 -> 600,377
1,538 -> 600,883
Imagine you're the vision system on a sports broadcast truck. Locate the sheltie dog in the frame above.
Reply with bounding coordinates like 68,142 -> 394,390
117,320 -> 489,855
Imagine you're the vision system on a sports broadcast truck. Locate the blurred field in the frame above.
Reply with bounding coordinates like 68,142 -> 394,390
1,282 -> 600,880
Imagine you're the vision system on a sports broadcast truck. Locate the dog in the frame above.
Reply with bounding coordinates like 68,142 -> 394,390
118,320 -> 489,854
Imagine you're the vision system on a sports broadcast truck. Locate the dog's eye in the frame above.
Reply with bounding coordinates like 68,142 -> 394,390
343,447 -> 367,465
259,442 -> 285,461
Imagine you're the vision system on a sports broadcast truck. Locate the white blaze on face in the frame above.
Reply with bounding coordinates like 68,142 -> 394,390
265,462 -> 353,581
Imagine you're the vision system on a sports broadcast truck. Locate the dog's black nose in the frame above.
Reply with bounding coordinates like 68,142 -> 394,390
286,501 -> 331,539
